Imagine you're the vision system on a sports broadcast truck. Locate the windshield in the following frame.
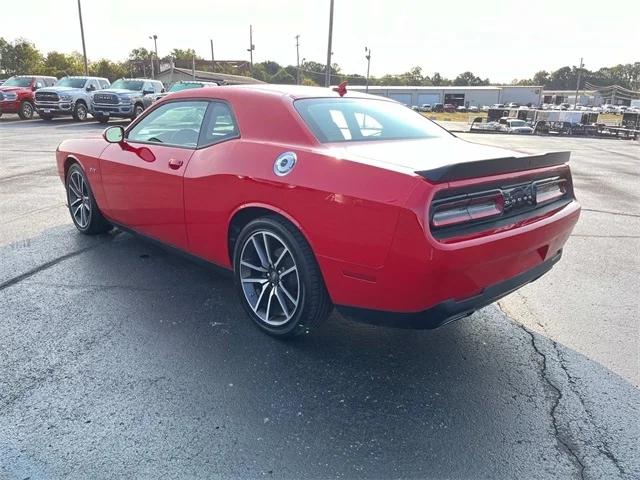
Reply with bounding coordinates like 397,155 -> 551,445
3,77 -> 33,87
294,98 -> 449,143
56,78 -> 87,88
169,82 -> 205,92
110,79 -> 144,91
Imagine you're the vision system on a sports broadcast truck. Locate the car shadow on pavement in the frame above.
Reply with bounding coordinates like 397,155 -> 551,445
1,226 -> 638,480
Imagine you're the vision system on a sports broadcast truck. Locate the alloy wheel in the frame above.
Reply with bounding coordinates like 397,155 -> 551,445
239,231 -> 300,326
67,170 -> 91,229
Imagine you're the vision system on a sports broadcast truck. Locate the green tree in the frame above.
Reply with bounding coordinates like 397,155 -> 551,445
41,51 -> 84,77
89,59 -> 127,81
453,71 -> 488,86
0,38 -> 43,75
532,70 -> 550,86
270,68 -> 295,84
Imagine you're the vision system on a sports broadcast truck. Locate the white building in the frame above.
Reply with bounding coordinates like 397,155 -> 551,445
349,85 -> 543,107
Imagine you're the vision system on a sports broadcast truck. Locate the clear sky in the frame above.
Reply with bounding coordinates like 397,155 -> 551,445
4,0 -> 638,82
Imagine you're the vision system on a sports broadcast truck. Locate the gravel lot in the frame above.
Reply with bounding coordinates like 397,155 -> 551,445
0,116 -> 638,480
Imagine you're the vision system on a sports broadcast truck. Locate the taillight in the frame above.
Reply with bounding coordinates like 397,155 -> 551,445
535,179 -> 566,205
432,191 -> 504,228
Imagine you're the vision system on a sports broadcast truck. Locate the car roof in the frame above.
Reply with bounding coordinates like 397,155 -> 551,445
215,83 -> 389,100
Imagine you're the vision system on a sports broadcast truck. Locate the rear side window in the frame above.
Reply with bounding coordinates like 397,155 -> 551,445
294,98 -> 448,143
198,102 -> 240,147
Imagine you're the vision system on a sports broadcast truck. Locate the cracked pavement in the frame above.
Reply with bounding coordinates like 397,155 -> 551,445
0,118 -> 638,479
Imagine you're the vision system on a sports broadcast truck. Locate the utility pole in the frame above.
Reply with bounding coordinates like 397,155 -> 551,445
365,47 -> 371,93
210,39 -> 215,72
574,57 -> 583,108
77,0 -> 88,75
325,0 -> 334,87
295,35 -> 301,85
247,25 -> 255,72
192,55 -> 196,79
149,34 -> 158,79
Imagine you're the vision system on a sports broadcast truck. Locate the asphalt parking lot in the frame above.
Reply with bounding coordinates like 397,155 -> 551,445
0,116 -> 638,480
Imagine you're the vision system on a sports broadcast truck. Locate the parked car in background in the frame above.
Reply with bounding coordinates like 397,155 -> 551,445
91,78 -> 164,123
500,117 -> 534,134
491,103 -> 505,109
0,75 -> 57,119
432,103 -> 444,112
507,102 -> 519,108
480,105 -> 490,112
55,84 -> 579,337
456,105 -> 467,112
443,103 -> 456,113
35,76 -> 110,121
420,104 -> 432,112
153,80 -> 219,102
468,105 -> 479,112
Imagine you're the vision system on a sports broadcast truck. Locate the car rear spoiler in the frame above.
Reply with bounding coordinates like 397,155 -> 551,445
416,151 -> 571,182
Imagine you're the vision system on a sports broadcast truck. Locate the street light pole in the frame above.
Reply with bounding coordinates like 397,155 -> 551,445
77,0 -> 88,75
365,47 -> 371,93
295,35 -> 301,85
210,39 -> 215,72
149,34 -> 158,79
574,57 -> 583,108
325,0 -> 334,87
247,25 -> 255,72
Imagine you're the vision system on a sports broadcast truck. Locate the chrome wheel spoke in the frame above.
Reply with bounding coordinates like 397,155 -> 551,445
279,283 -> 298,307
241,260 -> 267,273
274,247 -> 289,268
274,287 -> 290,318
265,288 -> 274,322
242,277 -> 268,284
251,236 -> 269,268
262,233 -> 273,265
253,283 -> 269,312
280,266 -> 297,278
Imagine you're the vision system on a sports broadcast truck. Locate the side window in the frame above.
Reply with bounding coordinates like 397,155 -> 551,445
127,101 -> 208,148
35,80 -> 44,90
99,80 -> 110,89
154,82 -> 163,93
199,102 -> 240,147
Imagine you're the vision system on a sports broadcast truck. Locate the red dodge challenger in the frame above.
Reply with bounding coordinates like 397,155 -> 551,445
56,84 -> 580,337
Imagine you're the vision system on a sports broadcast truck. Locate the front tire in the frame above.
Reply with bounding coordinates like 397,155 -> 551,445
131,104 -> 144,120
72,102 -> 88,121
65,164 -> 112,235
233,216 -> 332,338
18,101 -> 34,120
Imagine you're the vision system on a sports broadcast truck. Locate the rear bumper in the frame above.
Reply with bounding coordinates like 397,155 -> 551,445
337,249 -> 561,329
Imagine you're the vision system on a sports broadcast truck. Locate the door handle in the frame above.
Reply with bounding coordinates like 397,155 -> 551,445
168,158 -> 184,170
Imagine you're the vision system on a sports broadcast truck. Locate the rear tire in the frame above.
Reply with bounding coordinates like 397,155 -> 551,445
233,216 -> 332,338
72,102 -> 88,121
18,101 -> 34,120
65,164 -> 112,235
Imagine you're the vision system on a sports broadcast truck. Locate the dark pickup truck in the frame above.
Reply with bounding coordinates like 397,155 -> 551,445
91,78 -> 164,123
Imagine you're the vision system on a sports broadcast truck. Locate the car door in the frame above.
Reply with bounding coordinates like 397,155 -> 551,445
99,99 -> 209,250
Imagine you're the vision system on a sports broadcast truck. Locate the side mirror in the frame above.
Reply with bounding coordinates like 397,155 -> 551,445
103,126 -> 124,143
86,85 -> 96,92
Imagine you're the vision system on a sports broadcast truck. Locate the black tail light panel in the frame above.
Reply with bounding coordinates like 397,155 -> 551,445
430,174 -> 574,240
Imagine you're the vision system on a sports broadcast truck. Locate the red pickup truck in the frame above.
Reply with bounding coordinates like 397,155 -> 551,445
0,75 -> 57,119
